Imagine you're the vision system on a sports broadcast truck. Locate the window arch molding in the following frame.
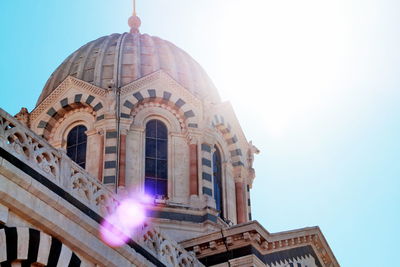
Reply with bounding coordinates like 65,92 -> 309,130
212,129 -> 234,221
212,143 -> 224,219
130,106 -> 182,133
50,111 -> 95,149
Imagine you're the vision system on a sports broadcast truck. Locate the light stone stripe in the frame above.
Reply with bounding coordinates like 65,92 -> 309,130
202,165 -> 212,174
0,229 -> 6,263
37,231 -> 52,266
56,245 -> 73,267
17,227 -> 29,260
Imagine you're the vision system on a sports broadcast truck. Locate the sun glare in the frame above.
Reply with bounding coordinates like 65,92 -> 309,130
215,0 -> 351,136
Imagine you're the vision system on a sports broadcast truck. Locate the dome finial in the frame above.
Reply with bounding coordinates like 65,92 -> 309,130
128,0 -> 141,34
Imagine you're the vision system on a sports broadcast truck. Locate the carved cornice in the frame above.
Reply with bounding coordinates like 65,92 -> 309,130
31,76 -> 108,122
121,70 -> 203,111
180,221 -> 339,267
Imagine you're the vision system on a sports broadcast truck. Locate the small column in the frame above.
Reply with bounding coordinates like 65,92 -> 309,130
235,177 -> 246,224
97,131 -> 104,182
125,126 -> 145,192
118,133 -> 127,187
189,143 -> 199,196
85,129 -> 103,181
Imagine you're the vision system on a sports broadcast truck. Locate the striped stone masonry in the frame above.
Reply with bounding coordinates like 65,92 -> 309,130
103,131 -> 118,184
120,88 -> 198,130
201,143 -> 213,197
36,93 -> 104,138
0,226 -> 82,266
211,114 -> 244,168
247,184 -> 252,221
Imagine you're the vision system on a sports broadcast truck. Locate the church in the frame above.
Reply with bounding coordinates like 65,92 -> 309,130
0,5 -> 339,267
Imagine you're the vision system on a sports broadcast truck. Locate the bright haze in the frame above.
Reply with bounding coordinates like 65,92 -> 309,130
1,1 -> 399,266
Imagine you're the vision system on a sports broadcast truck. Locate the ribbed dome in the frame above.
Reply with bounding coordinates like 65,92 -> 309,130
37,32 -> 219,106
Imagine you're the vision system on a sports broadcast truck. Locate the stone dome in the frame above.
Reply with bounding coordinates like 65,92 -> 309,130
37,32 -> 219,106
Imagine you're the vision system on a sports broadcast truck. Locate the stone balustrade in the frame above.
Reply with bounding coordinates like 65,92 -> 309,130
0,108 -> 203,267
0,108 -> 119,216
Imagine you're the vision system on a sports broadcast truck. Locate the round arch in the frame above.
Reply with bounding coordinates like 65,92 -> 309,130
0,226 -> 82,266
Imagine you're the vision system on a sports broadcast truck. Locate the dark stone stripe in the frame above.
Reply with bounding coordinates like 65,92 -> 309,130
230,149 -> 242,157
175,98 -> 185,108
106,131 -> 117,139
188,123 -> 198,128
104,161 -> 116,169
202,187 -> 212,196
202,172 -> 212,182
74,94 -> 82,103
105,146 -> 117,154
184,110 -> 195,118
123,100 -> 134,109
2,260 -> 11,267
232,161 -> 244,167
202,158 -> 211,167
60,98 -> 68,108
0,148 -> 165,267
47,238 -> 62,267
133,92 -> 143,101
201,144 -> 211,153
5,227 -> 17,261
93,103 -> 103,111
148,89 -> 156,98
163,91 -> 171,100
228,135 -> 238,144
104,176 -> 116,184
68,253 -> 81,267
147,210 -> 217,223
199,245 -> 321,267
85,95 -> 95,105
96,115 -> 105,121
28,228 -> 40,263
46,108 -> 57,117
120,113 -> 130,118
214,115 -> 219,124
37,120 -> 48,129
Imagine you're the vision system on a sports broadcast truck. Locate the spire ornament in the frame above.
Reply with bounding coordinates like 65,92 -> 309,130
128,0 -> 141,33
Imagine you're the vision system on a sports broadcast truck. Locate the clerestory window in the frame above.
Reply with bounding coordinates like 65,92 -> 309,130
66,125 -> 87,168
145,119 -> 168,197
213,146 -> 223,218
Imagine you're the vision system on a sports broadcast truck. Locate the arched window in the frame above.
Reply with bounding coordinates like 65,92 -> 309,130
145,119 -> 168,197
213,146 -> 223,218
66,125 -> 87,168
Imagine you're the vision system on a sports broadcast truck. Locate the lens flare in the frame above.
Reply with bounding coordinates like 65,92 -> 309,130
100,193 -> 151,247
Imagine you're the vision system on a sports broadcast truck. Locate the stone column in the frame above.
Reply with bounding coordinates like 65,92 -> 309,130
125,126 -> 145,192
171,133 -> 189,204
189,143 -> 198,196
118,133 -> 127,188
97,131 -> 104,182
86,129 -> 103,181
235,177 -> 246,224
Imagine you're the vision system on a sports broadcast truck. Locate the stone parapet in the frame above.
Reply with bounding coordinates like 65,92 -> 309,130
0,108 -> 203,267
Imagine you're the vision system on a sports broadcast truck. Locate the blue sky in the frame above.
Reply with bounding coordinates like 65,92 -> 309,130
1,1 -> 399,266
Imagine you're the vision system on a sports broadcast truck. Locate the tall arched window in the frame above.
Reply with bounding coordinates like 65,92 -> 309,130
66,125 -> 87,168
213,146 -> 223,218
145,119 -> 168,197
